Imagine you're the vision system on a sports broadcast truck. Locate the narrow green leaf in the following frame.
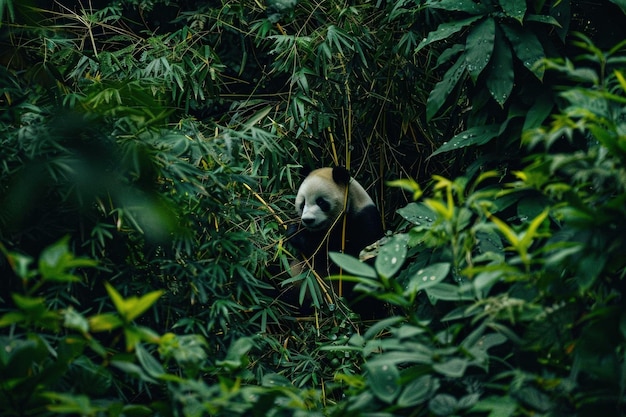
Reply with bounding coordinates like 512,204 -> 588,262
485,30 -> 514,106
499,0 -> 526,22
465,18 -> 495,82
329,252 -> 377,279
501,23 -> 545,79
136,343 -> 165,378
416,16 -> 482,52
430,124 -> 500,157
426,57 -> 467,121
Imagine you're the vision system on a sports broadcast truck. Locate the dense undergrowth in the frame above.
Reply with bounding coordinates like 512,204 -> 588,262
1,0 -> 625,416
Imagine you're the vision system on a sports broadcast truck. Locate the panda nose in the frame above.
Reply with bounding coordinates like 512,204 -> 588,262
302,218 -> 315,226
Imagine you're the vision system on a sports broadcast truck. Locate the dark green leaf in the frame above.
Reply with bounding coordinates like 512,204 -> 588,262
501,23 -> 545,79
425,0 -> 490,14
366,362 -> 401,403
499,0 -> 526,22
465,18 -> 495,81
430,124 -> 500,157
470,395 -> 517,416
485,30 -> 514,106
405,263 -> 451,295
396,202 -> 437,227
426,57 -> 467,121
432,357 -> 468,377
429,393 -> 458,416
417,16 -> 482,52
397,375 -> 439,407
426,283 -> 474,301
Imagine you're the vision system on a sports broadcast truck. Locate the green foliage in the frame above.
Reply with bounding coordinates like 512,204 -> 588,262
2,1 -> 626,416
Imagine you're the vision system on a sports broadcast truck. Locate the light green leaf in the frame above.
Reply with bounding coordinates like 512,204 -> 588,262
485,31 -> 514,106
430,124 -> 500,157
329,252 -> 377,279
499,0 -> 526,22
105,282 -> 163,323
417,16 -> 482,52
89,313 -> 123,332
465,18 -> 495,82
501,23 -> 545,79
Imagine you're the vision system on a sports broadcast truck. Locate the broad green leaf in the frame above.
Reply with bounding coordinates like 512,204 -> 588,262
501,23 -> 545,79
470,395 -> 517,416
426,283 -> 474,301
430,124 -> 500,157
426,57 -> 467,121
375,234 -> 409,280
397,375 -> 439,407
429,393 -> 458,416
405,263 -> 451,296
499,0 -> 526,22
417,16 -> 482,52
262,373 -> 292,387
432,357 -> 468,377
465,18 -> 495,81
329,252 -> 377,279
366,362 -> 401,403
485,31 -> 514,106
396,202 -> 437,227
425,0 -> 490,14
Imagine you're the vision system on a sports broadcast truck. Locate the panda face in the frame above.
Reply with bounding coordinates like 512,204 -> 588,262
295,169 -> 345,232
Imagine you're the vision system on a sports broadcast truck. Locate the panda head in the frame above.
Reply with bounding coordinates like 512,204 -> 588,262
294,166 -> 374,232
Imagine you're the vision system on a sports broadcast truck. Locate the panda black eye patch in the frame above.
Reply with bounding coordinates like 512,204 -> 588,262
316,197 -> 331,212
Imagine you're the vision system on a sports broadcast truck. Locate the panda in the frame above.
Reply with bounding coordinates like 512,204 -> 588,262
285,166 -> 385,317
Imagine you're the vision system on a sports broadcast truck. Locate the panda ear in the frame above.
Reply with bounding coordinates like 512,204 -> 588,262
332,166 -> 351,185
